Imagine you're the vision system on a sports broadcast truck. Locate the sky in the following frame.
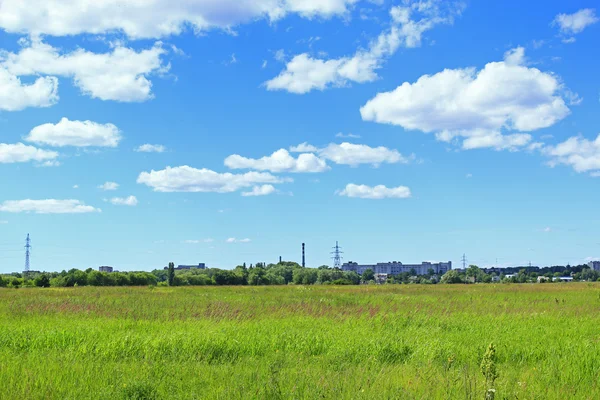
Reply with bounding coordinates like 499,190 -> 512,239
0,0 -> 599,273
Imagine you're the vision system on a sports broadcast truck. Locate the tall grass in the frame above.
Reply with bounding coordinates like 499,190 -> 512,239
1,284 -> 599,399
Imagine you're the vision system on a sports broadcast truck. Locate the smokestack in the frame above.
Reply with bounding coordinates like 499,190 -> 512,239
302,243 -> 305,268
279,256 -> 282,264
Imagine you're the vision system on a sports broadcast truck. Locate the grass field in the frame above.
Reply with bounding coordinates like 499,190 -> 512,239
1,284 -> 599,399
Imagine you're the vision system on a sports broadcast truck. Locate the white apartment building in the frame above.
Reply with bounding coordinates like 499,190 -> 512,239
342,260 -> 452,276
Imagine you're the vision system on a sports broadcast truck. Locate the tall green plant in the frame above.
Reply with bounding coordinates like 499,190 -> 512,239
480,343 -> 499,400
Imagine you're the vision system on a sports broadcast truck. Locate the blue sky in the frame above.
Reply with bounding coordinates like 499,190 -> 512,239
1,0 -> 599,272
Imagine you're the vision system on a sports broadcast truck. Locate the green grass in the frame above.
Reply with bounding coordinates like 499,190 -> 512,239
1,284 -> 599,399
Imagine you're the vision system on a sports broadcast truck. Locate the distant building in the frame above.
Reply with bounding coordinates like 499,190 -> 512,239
588,261 -> 600,271
374,273 -> 388,284
99,266 -> 113,273
164,263 -> 206,270
553,276 -> 574,282
342,260 -> 451,276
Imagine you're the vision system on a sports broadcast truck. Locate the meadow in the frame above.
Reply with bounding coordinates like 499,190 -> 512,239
0,283 -> 599,399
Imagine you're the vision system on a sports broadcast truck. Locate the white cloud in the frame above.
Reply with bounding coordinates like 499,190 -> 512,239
26,118 -> 121,147
0,0 -> 357,39
137,166 -> 291,193
289,142 -> 318,153
98,182 -> 119,191
1,39 -> 168,102
544,227 -> 552,232
0,67 -> 58,111
225,149 -> 329,173
135,144 -> 166,153
336,132 -> 361,139
266,1 -> 462,93
241,184 -> 276,197
184,238 -> 214,244
0,199 -> 100,214
319,142 -> 409,166
0,220 -> 8,224
338,184 -> 412,199
73,185 -> 79,189
360,47 -> 571,150
466,173 -> 472,178
543,134 -> 600,175
553,9 -> 598,35
109,196 -> 138,206
226,237 -> 252,243
0,143 -> 59,164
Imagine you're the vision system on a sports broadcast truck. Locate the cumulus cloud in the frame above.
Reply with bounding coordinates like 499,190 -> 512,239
266,1 -> 463,93
0,143 -> 58,164
0,0 -> 357,39
135,144 -> 166,153
225,149 -> 329,173
229,142 -> 410,171
26,118 -> 121,147
319,142 -> 410,166
338,184 -> 412,199
241,184 -> 277,197
360,47 -> 571,150
543,134 -> 600,175
109,196 -> 138,206
289,142 -> 318,153
98,182 -> 119,191
0,199 -> 101,214
553,8 -> 598,35
0,67 -> 58,111
1,39 -> 168,102
137,166 -> 291,193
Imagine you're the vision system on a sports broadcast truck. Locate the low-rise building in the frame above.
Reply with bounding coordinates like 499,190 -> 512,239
553,276 -> 574,282
342,260 -> 451,276
99,266 -> 113,273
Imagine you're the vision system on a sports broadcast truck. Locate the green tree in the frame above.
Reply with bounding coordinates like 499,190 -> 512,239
167,262 -> 175,286
34,274 -> 50,288
362,269 -> 375,282
441,270 -> 463,284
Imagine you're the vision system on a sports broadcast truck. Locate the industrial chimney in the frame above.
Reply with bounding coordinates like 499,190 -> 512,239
302,243 -> 305,268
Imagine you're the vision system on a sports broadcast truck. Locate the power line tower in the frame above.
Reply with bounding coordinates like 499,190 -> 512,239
24,233 -> 31,272
331,241 -> 343,269
461,253 -> 467,270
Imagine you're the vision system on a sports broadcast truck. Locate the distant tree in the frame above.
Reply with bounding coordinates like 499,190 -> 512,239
318,265 -> 330,270
34,274 -> 50,288
343,271 -> 361,285
167,262 -> 175,286
466,265 -> 482,283
409,268 -> 417,276
362,269 -> 375,283
441,270 -> 463,284
427,268 -> 435,277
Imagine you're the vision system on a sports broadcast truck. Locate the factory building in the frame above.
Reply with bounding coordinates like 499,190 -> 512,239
342,260 -> 451,276
99,266 -> 113,273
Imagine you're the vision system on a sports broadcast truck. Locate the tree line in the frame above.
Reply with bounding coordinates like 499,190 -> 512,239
0,262 -> 597,288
